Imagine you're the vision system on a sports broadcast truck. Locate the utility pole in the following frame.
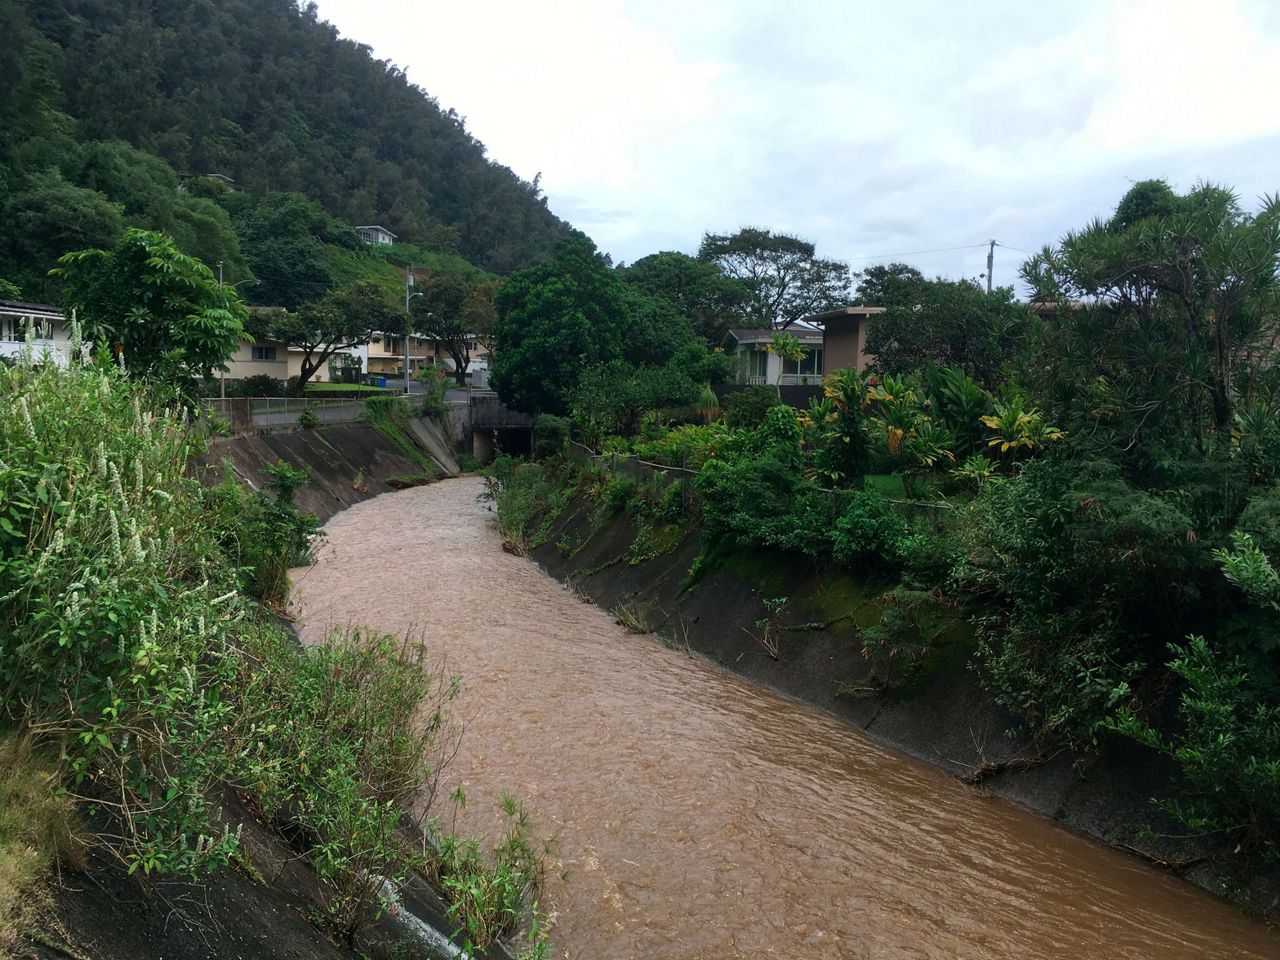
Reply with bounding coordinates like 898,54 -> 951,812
986,240 -> 995,294
404,266 -> 413,395
404,267 -> 424,396
217,260 -> 226,399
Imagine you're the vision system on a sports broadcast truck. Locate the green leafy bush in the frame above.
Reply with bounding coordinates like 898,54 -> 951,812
205,460 -> 319,603
957,458 -> 1201,747
235,374 -> 284,397
0,354 -> 246,876
721,385 -> 781,429
831,492 -> 909,570
1111,636 -> 1280,859
632,422 -> 740,470
534,414 -> 570,458
434,792 -> 546,952
482,457 -> 575,554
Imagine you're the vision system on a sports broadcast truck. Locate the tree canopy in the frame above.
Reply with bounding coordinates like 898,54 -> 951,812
697,228 -> 850,329
491,236 -> 628,415
864,278 -> 1030,387
4,0 -> 569,274
54,228 -> 246,384
247,280 -> 406,391
620,251 -> 753,345
1022,181 -> 1280,441
410,270 -> 498,384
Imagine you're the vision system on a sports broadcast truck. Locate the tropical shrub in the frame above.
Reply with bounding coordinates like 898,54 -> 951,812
237,625 -> 459,940
831,491 -> 909,570
721,385 -> 781,429
235,374 -> 284,397
0,352 -> 246,876
534,414 -> 570,458
1111,636 -> 1280,859
957,458 -> 1201,747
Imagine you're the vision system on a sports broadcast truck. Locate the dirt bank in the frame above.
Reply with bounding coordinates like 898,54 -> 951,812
528,492 -> 1280,920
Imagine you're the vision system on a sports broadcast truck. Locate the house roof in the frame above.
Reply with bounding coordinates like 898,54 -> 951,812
724,327 -> 824,347
0,300 -> 64,321
800,305 -> 885,325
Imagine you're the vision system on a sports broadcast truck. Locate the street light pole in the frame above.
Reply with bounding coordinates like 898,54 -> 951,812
405,266 -> 423,395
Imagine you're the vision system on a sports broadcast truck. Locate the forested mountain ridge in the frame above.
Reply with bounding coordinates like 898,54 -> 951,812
1,0 -> 570,291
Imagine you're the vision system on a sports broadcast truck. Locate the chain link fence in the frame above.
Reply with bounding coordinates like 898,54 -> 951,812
201,396 -> 417,433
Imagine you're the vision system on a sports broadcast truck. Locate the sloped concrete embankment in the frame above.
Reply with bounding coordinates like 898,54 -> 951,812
528,494 -> 1280,918
197,418 -> 452,522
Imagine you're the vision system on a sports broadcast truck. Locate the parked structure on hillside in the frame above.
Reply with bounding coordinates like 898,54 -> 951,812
722,326 -> 825,386
355,225 -> 397,246
0,300 -> 72,366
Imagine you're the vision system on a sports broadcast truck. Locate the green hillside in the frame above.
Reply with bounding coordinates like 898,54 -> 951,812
0,0 -> 570,301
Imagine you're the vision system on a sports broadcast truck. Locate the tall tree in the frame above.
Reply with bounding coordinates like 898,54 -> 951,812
247,281 -> 406,393
854,262 -> 926,307
1022,181 -> 1280,437
697,228 -> 850,329
54,228 -> 246,384
492,235 -> 627,415
864,278 -> 1029,387
410,271 -> 497,385
620,251 -> 753,344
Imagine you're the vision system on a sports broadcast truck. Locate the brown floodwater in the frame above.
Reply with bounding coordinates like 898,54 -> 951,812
290,477 -> 1279,960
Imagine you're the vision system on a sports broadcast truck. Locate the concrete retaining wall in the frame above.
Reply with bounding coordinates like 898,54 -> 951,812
528,494 -> 1280,918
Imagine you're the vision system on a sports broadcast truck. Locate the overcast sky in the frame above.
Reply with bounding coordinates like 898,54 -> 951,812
313,0 -> 1280,290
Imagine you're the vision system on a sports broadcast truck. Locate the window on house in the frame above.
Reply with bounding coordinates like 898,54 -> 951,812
3,317 -> 27,341
251,346 -> 277,361
783,348 -> 823,377
750,348 -> 768,378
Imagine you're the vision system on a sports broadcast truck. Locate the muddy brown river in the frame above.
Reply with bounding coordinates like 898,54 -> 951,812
291,477 -> 1278,959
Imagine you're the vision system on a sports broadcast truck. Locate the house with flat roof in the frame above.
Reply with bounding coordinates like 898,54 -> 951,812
0,300 -> 73,367
355,225 -> 397,246
721,326 -> 826,386
801,306 -> 885,374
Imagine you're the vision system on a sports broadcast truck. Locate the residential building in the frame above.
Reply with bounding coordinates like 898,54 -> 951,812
224,337 -> 289,381
722,327 -> 826,386
0,300 -> 72,366
365,331 -> 433,380
355,225 -> 397,246
802,306 -> 885,374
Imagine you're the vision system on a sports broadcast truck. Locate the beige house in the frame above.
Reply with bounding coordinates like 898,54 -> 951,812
803,306 -> 885,374
225,337 -> 289,381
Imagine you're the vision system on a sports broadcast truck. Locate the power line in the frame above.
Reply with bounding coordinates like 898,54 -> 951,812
995,241 -> 1038,256
842,242 -> 990,264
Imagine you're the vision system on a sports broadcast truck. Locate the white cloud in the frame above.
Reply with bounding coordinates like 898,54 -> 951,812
313,0 -> 1280,286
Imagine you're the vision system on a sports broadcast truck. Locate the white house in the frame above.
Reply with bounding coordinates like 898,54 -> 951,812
722,327 -> 825,386
355,225 -> 397,246
0,301 -> 73,367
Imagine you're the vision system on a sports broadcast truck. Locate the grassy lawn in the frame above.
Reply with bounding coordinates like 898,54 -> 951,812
305,382 -> 391,394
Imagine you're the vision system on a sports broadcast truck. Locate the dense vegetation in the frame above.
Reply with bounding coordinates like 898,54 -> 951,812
0,343 -> 549,955
1,0 -> 569,291
492,181 -> 1280,868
